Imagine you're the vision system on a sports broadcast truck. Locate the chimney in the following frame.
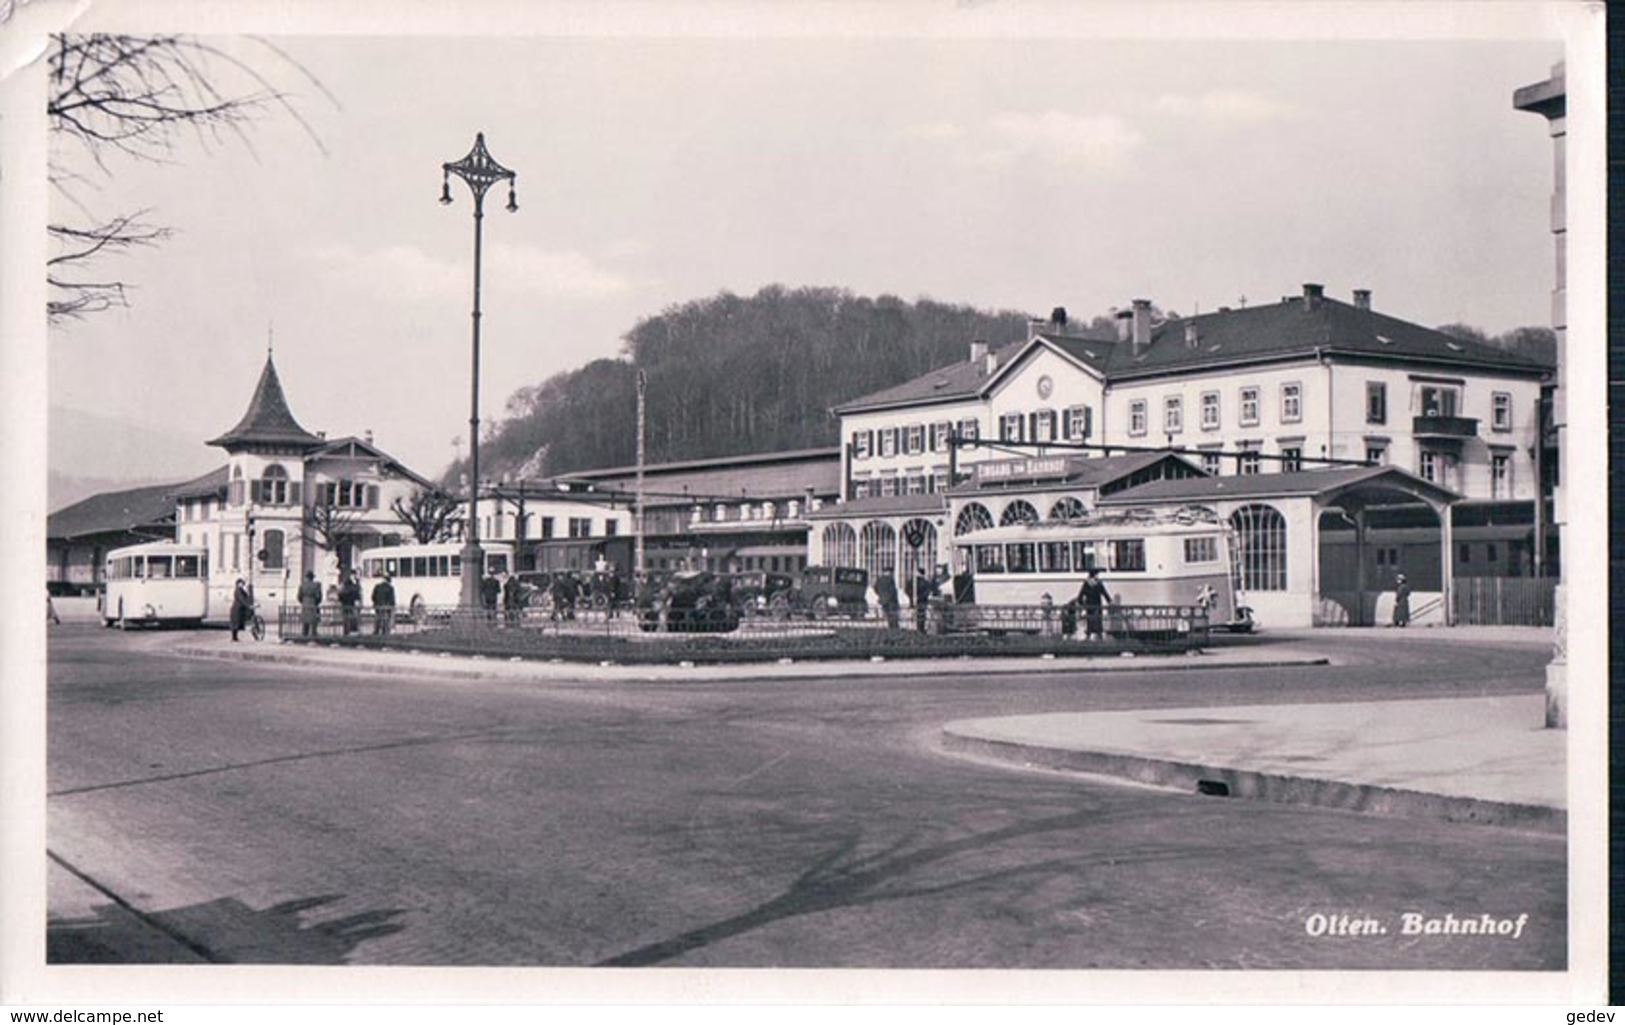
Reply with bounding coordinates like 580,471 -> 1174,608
363,428 -> 374,445
985,349 -> 999,375
1114,309 -> 1133,342
1131,298 -> 1152,354
1303,282 -> 1324,308
1026,318 -> 1047,342
1184,321 -> 1199,348
970,339 -> 989,365
1353,288 -> 1371,311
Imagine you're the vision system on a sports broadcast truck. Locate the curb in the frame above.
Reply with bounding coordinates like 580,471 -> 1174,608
939,730 -> 1566,835
171,642 -> 1331,683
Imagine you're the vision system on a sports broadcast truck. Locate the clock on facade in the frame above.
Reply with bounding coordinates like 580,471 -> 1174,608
1037,375 -> 1054,399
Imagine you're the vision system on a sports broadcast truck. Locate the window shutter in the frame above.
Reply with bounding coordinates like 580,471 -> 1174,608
367,485 -> 379,510
1084,406 -> 1093,439
289,481 -> 302,506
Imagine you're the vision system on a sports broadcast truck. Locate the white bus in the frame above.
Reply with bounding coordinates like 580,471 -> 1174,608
953,506 -> 1253,631
355,542 -> 515,619
102,541 -> 218,628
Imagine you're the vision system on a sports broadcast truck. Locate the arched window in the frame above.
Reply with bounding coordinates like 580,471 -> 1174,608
1000,500 -> 1039,526
859,521 -> 897,575
1229,504 -> 1287,591
1048,496 -> 1088,521
897,518 -> 939,583
955,503 -> 994,536
258,464 -> 291,506
822,523 -> 858,568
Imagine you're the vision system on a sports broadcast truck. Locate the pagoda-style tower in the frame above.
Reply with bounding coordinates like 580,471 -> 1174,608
208,354 -> 325,600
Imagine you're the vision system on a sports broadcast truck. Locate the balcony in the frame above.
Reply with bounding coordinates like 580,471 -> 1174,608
1412,415 -> 1478,440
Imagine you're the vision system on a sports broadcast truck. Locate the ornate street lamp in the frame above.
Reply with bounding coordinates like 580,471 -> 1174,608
441,132 -> 518,608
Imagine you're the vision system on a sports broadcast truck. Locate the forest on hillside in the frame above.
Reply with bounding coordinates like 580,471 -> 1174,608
456,285 -> 1035,482
448,283 -> 1559,486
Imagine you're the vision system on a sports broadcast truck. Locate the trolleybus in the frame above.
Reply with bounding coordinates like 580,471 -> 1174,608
355,542 -> 515,620
952,506 -> 1254,632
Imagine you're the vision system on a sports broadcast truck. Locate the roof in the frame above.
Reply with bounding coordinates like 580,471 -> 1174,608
565,447 -> 842,502
834,341 -> 1027,413
169,465 -> 230,500
1097,464 -> 1459,506
47,480 -> 181,541
1105,296 -> 1551,379
207,355 -> 325,451
947,450 -> 1203,495
309,436 -> 436,489
805,493 -> 946,520
832,292 -> 1550,415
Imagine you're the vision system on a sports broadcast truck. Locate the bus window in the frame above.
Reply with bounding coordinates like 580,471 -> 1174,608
149,556 -> 173,579
1006,543 -> 1037,573
1038,542 -> 1070,573
974,545 -> 1005,573
1072,541 -> 1099,571
1183,536 -> 1218,564
175,554 -> 201,578
1112,538 -> 1147,572
411,557 -> 427,577
451,556 -> 462,576
385,558 -> 398,577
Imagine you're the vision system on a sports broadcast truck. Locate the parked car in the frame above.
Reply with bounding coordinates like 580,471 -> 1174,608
793,566 -> 869,620
636,570 -> 741,633
727,570 -> 797,616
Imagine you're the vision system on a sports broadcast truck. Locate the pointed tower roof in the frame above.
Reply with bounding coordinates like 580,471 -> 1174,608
207,354 -> 325,452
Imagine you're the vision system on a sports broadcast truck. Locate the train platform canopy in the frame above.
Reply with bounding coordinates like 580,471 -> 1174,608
1096,464 -> 1459,511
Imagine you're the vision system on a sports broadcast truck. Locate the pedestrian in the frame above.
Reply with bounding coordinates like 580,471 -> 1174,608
1392,573 -> 1411,628
297,570 -> 323,638
873,569 -> 900,629
909,567 -> 936,632
338,570 -> 362,635
230,578 -> 253,641
480,572 -> 501,621
372,572 -> 396,635
1075,568 -> 1112,641
502,572 -> 524,626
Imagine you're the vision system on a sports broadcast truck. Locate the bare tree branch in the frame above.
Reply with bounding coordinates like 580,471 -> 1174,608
47,33 -> 329,323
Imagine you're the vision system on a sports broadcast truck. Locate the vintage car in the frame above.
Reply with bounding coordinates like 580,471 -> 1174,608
727,570 -> 798,616
791,566 -> 870,620
636,570 -> 741,633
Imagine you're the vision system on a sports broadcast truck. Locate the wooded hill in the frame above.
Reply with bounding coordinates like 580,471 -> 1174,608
453,283 -> 1558,485
459,285 -> 1034,482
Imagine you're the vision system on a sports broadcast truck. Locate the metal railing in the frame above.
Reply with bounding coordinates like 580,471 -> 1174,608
276,599 -> 1212,662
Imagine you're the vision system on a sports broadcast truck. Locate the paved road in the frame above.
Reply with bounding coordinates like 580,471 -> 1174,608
46,625 -> 1565,970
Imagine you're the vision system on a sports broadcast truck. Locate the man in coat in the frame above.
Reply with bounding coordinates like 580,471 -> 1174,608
297,570 -> 324,638
337,570 -> 362,635
873,569 -> 901,630
1075,568 -> 1112,641
371,572 -> 397,635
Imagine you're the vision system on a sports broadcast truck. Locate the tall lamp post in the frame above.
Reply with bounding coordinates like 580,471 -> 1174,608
441,132 -> 518,608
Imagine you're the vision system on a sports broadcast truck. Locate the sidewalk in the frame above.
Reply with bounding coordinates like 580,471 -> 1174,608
942,693 -> 1565,833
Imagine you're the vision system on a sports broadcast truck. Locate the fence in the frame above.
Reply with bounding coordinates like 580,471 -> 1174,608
275,599 -> 1213,663
1450,576 -> 1557,627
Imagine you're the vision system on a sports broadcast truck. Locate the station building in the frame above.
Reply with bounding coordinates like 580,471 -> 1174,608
824,284 -> 1554,626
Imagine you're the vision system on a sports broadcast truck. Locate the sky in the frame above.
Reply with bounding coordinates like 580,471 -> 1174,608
41,3 -> 1570,486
